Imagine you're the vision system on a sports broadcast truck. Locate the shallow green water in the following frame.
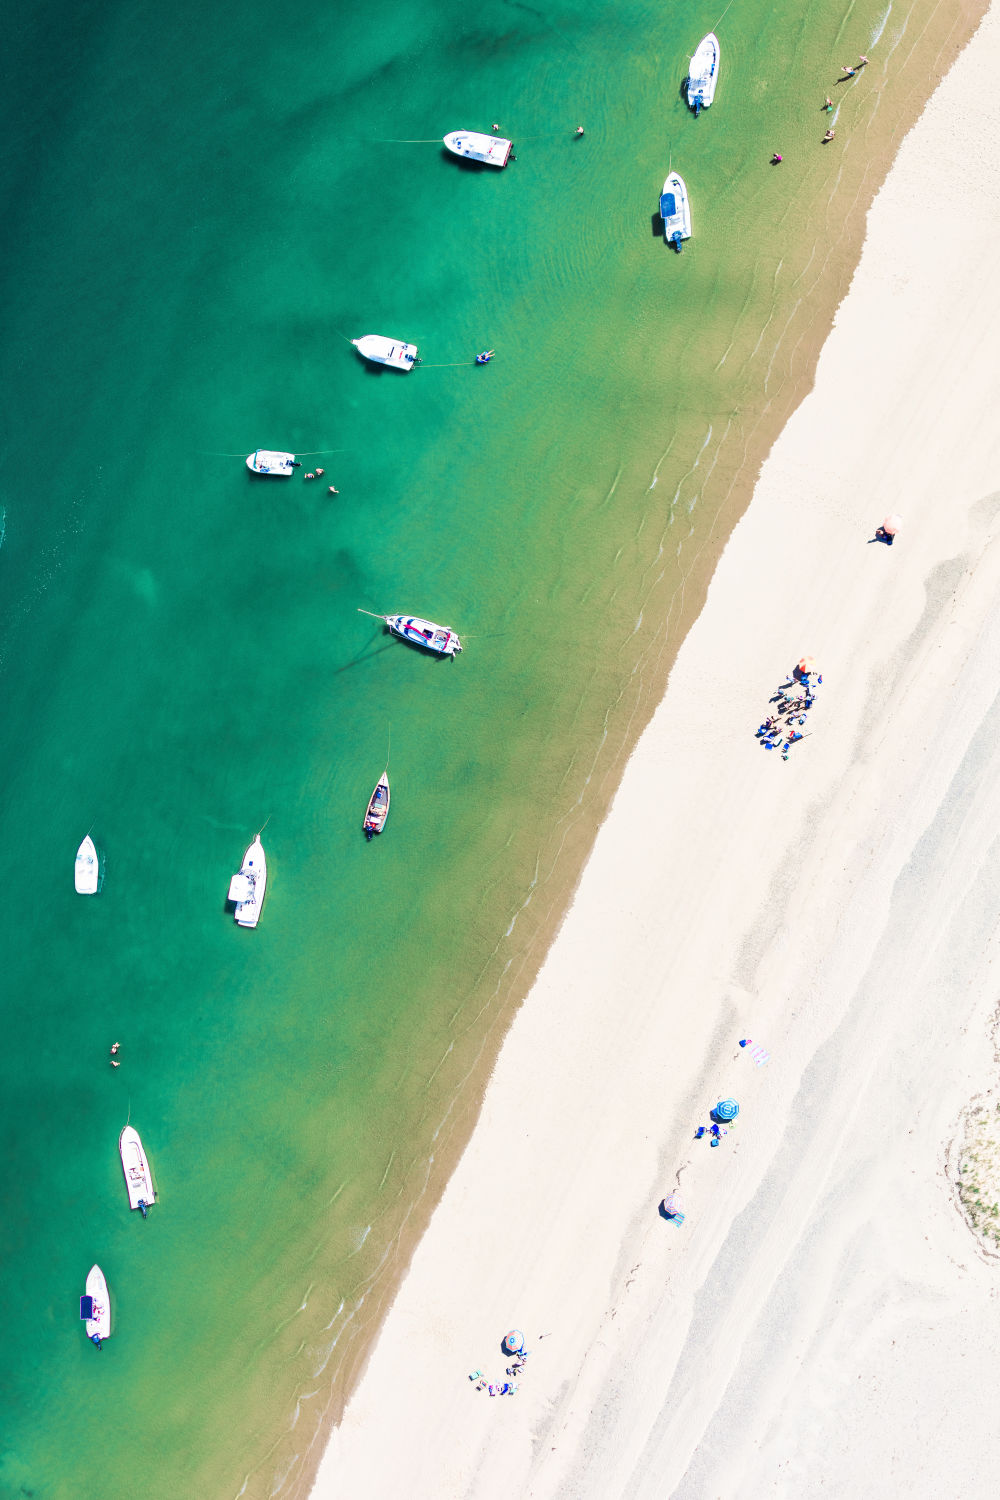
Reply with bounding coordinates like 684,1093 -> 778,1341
0,0 -> 929,1494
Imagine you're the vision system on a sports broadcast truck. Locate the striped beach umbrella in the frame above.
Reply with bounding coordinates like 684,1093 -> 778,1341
502,1329 -> 524,1354
796,655 -> 818,675
662,1191 -> 684,1218
712,1098 -> 740,1122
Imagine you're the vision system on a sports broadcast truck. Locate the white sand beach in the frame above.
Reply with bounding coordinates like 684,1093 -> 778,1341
311,8 -> 1000,1496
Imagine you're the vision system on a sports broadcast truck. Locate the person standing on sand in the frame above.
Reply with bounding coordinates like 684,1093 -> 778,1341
840,64 -> 856,77
824,96 -> 833,111
823,128 -> 836,142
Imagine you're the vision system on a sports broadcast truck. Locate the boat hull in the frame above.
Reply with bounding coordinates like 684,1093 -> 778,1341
351,335 -> 418,370
687,34 -> 720,111
75,835 -> 99,894
443,130 -> 512,167
385,614 -> 462,656
660,172 -> 692,248
229,836 -> 267,927
364,773 -> 391,837
246,450 -> 296,475
119,1125 -> 155,1212
84,1264 -> 111,1343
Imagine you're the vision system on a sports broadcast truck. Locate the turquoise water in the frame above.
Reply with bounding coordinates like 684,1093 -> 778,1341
0,0 -> 950,1495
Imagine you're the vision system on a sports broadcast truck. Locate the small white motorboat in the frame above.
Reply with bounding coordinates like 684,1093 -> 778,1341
660,172 -> 692,251
363,772 -> 390,839
351,335 -> 419,371
246,450 -> 297,475
75,835 -> 99,894
228,835 -> 267,928
119,1125 -> 155,1217
385,613 -> 462,656
687,33 -> 720,114
443,130 -> 512,167
81,1264 -> 111,1347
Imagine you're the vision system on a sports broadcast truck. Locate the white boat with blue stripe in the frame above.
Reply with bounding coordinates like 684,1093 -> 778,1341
660,172 -> 692,252
387,614 -> 461,656
688,33 -> 720,115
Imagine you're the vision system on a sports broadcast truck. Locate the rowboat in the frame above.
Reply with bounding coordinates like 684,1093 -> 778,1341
81,1264 -> 111,1347
228,835 -> 267,928
443,130 -> 512,167
246,450 -> 297,475
75,835 -> 99,894
351,335 -> 419,371
660,171 -> 692,251
687,33 -> 720,115
363,772 -> 390,839
119,1125 -> 154,1217
385,613 -> 462,656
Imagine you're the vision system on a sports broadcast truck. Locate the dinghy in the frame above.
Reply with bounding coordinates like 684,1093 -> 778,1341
363,772 -> 390,839
75,835 -> 99,894
687,33 -> 720,114
443,130 -> 512,167
246,450 -> 297,475
119,1125 -> 155,1217
228,835 -> 267,928
81,1264 -> 111,1347
351,335 -> 419,371
660,172 -> 692,251
385,613 -> 462,656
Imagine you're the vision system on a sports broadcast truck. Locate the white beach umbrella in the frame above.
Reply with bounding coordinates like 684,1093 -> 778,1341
881,514 -> 903,535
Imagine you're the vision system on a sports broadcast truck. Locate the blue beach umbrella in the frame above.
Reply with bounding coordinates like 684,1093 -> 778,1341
712,1098 -> 740,1122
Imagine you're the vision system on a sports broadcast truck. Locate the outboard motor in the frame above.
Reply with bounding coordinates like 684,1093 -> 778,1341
90,1333 -> 102,1349
672,232 -> 683,254
693,95 -> 702,117
138,1199 -> 149,1219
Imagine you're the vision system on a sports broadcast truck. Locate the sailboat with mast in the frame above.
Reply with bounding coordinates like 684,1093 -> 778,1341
358,609 -> 462,657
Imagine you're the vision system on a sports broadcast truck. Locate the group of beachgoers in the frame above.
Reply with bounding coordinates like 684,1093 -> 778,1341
756,660 -> 822,761
469,1330 -> 539,1397
771,53 -> 869,163
663,1041 -> 771,1220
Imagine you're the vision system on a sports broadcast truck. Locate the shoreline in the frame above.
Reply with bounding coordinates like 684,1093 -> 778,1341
302,5 -> 995,1447
308,3 -> 1000,1496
